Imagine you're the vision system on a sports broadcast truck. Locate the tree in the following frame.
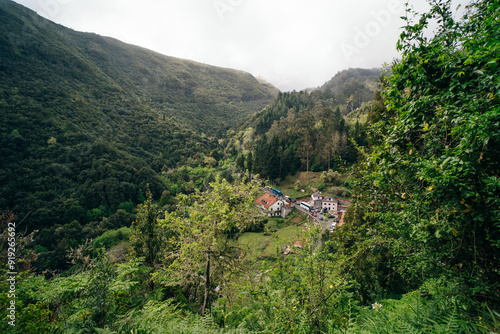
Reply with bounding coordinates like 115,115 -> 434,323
130,188 -> 165,270
235,154 -> 245,172
83,250 -> 116,330
351,0 -> 500,302
246,151 -> 253,181
293,111 -> 315,172
164,178 -> 259,315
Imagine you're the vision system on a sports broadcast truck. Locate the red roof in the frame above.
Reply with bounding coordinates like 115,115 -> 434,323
337,211 -> 346,227
255,193 -> 278,209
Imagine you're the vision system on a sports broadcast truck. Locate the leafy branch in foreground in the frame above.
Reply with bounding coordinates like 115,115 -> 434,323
350,0 -> 500,306
159,178 -> 259,315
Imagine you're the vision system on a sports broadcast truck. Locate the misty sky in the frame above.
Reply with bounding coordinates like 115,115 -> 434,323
13,0 -> 468,91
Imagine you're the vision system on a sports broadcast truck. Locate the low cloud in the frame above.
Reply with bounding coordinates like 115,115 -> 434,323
14,0 -> 468,91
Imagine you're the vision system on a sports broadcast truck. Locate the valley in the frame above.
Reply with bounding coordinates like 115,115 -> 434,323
1,0 -> 499,333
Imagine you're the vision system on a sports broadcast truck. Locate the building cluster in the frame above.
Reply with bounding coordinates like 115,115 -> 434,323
310,192 -> 350,213
255,190 -> 350,219
255,189 -> 351,255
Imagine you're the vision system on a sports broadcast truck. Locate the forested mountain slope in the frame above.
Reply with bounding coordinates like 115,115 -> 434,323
0,0 -> 277,233
318,67 -> 382,114
1,1 -> 499,333
230,68 -> 380,182
240,68 -> 382,134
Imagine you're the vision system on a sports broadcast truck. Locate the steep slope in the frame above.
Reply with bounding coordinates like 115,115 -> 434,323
0,1 -> 278,135
228,69 -> 382,181
0,0 -> 277,232
319,67 -> 382,115
238,68 -> 383,135
65,33 -> 278,134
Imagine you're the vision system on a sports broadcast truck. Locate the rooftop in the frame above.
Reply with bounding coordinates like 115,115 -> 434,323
255,193 -> 278,209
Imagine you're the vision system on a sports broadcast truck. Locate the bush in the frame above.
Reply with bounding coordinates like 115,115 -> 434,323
92,227 -> 131,252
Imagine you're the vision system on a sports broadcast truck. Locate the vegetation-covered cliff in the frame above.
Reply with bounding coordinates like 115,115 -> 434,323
0,0 -> 277,234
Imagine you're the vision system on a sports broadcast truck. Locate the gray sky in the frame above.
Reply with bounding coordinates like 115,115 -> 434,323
12,0 -> 468,91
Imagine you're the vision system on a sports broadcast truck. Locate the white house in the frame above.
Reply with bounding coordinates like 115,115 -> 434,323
255,193 -> 284,217
322,196 -> 338,212
311,192 -> 324,208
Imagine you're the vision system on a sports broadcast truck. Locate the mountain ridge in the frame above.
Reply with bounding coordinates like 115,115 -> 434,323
1,0 -> 279,135
0,0 -> 277,233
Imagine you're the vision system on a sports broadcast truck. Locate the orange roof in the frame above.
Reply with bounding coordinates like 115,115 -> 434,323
337,211 -> 346,227
255,193 -> 278,209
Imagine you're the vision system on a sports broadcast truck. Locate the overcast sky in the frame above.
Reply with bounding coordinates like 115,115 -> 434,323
13,0 -> 468,91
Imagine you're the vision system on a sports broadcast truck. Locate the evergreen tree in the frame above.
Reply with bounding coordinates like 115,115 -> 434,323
130,188 -> 165,270
294,111 -> 315,172
246,151 -> 253,181
235,153 -> 245,172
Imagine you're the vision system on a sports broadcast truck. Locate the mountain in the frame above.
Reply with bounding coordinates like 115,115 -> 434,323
318,67 -> 383,115
238,68 -> 383,134
0,0 -> 278,232
226,68 -> 383,181
0,1 -> 278,135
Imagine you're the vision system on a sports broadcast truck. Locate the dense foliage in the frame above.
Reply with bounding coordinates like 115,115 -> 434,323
231,89 -> 370,183
239,68 -> 381,136
344,0 -> 500,314
318,68 -> 382,115
1,0 -> 499,333
0,0 -> 276,271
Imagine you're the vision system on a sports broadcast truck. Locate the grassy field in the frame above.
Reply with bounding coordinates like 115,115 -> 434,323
240,172 -> 352,266
238,211 -> 309,262
277,171 -> 352,200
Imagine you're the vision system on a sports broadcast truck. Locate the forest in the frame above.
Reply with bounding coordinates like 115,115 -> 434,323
230,68 -> 381,182
1,0 -> 500,333
0,0 -> 277,272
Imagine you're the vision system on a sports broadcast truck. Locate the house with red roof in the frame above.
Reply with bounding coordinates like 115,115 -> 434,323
255,193 -> 284,217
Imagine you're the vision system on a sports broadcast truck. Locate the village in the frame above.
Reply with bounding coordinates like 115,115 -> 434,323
254,186 -> 350,233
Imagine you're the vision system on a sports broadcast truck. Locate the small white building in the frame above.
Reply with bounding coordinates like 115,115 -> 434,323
255,193 -> 284,217
311,192 -> 324,207
322,196 -> 338,212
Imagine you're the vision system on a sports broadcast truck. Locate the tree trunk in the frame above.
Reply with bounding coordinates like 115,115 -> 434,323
201,254 -> 210,315
327,149 -> 331,171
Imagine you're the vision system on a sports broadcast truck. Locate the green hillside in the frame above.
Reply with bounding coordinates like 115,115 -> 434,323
227,68 -> 382,184
318,67 -> 382,115
229,89 -> 369,182
239,68 -> 382,134
1,0 -> 499,333
0,0 -> 277,233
